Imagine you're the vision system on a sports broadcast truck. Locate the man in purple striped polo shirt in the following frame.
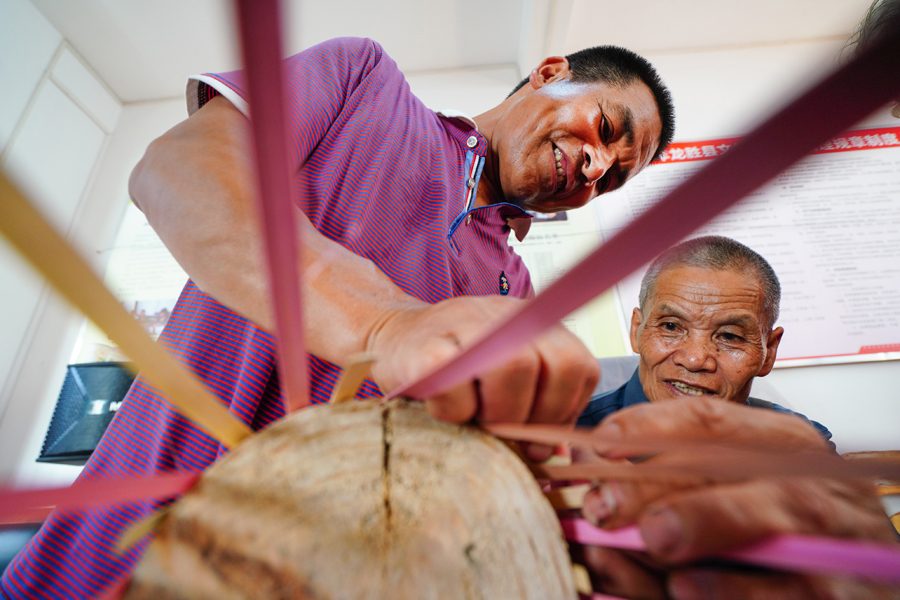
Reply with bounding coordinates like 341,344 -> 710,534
2,38 -> 673,598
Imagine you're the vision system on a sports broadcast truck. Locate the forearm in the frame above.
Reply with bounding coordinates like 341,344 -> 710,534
128,96 -> 422,368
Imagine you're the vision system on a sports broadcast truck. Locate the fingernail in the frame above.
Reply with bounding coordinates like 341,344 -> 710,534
639,507 -> 684,556
668,571 -> 718,600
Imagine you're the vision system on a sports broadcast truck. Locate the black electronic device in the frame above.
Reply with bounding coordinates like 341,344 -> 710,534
37,362 -> 135,466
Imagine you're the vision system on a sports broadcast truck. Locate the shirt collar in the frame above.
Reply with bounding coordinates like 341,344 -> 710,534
622,368 -> 650,408
435,109 -> 478,130
506,216 -> 532,242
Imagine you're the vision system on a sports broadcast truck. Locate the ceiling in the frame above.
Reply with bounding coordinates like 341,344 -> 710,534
28,0 -> 877,104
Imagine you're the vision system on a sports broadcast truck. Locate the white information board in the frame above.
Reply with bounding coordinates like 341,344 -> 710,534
593,126 -> 900,366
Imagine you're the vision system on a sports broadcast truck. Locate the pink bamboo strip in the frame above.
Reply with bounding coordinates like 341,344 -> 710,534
389,15 -> 900,402
562,518 -> 900,585
0,473 -> 198,525
234,0 -> 309,412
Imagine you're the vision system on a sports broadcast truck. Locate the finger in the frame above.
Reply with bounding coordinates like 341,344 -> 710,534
595,397 -> 829,457
521,442 -> 555,463
580,546 -> 668,600
639,478 -> 894,563
476,345 -> 540,424
584,478 -> 704,529
423,382 -> 479,423
528,327 -> 601,425
668,569 -> 899,600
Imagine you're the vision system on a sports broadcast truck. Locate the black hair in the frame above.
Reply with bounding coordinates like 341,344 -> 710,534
508,46 -> 675,161
845,0 -> 900,56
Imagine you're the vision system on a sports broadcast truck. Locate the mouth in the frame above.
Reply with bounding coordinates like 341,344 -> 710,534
667,380 -> 715,396
553,145 -> 567,193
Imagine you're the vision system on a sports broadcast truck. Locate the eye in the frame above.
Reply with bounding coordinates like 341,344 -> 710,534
661,322 -> 679,332
600,116 -> 612,143
719,332 -> 745,343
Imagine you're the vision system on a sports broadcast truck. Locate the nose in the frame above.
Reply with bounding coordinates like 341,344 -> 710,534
582,144 -> 615,185
672,335 -> 717,372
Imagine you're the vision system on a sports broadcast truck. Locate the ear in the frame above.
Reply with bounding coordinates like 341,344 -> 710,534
757,326 -> 784,377
529,56 -> 571,90
629,308 -> 643,353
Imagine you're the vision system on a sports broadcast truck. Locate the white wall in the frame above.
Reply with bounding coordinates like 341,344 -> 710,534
0,0 -> 131,486
642,40 -> 900,454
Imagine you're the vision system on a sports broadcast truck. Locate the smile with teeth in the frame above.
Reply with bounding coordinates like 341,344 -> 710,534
554,146 -> 565,191
670,381 -> 710,396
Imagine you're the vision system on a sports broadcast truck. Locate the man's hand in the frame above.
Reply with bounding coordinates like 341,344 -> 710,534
576,398 -> 899,599
368,295 -> 599,430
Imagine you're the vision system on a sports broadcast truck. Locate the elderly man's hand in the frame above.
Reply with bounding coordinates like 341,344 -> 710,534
368,295 -> 599,443
576,398 -> 899,600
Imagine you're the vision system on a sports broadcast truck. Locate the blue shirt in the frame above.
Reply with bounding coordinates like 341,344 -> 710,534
577,368 -> 833,443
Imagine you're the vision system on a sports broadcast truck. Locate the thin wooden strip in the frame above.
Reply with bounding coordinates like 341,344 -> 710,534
532,462 -> 696,483
489,423 -> 900,482
562,519 -> 900,585
535,453 -> 900,483
234,0 -> 309,413
877,485 -> 900,496
329,352 -> 377,404
115,507 -> 170,554
390,17 -> 900,402
571,563 -> 592,596
544,483 -> 591,511
0,174 -> 251,448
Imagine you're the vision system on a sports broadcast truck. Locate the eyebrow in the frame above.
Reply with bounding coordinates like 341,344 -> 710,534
611,104 -> 635,185
654,304 -> 758,329
619,106 -> 635,146
654,303 -> 684,319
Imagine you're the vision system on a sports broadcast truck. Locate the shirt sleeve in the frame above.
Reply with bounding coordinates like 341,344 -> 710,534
748,398 -> 834,446
185,37 -> 384,173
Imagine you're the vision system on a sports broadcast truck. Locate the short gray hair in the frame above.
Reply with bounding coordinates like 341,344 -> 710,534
638,236 -> 781,329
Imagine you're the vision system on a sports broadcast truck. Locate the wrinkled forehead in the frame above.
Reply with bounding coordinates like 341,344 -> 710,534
646,266 -> 768,323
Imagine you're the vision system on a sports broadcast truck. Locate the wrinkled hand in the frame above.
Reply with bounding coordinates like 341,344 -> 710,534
367,295 -> 599,436
576,397 -> 899,600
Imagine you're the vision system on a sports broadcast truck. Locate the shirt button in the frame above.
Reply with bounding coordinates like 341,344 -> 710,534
466,136 -> 477,148
467,177 -> 476,188
465,214 -> 472,225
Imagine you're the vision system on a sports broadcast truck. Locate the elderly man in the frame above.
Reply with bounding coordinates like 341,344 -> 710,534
577,235 -> 830,441
1,37 -> 674,599
569,237 -> 900,599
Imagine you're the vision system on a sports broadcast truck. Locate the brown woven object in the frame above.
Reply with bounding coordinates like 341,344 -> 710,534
123,400 -> 576,599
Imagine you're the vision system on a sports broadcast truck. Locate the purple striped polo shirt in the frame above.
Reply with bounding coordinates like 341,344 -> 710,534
1,37 -> 534,599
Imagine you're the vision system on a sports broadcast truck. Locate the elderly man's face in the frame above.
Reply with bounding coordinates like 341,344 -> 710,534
489,60 -> 662,213
630,266 -> 784,405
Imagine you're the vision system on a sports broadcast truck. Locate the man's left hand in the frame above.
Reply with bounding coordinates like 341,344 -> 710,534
575,398 -> 899,599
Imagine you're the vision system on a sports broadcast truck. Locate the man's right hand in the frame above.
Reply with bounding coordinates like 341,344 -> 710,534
368,295 -> 599,430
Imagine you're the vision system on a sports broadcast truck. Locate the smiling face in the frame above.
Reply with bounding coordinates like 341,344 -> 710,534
486,59 -> 662,213
630,266 -> 783,405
